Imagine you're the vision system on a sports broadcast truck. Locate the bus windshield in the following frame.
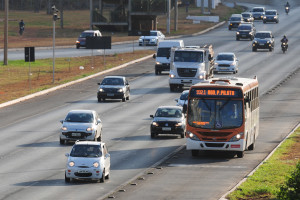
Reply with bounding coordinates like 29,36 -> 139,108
187,99 -> 243,129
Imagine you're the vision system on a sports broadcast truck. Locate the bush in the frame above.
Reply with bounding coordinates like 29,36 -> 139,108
277,161 -> 300,200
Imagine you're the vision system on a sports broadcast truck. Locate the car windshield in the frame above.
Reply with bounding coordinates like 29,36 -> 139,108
253,8 -> 264,12
187,99 -> 243,129
65,112 -> 94,123
238,26 -> 251,31
155,108 -> 182,118
255,32 -> 271,38
157,47 -> 171,57
180,92 -> 189,100
174,51 -> 203,62
231,17 -> 241,21
242,13 -> 250,17
101,78 -> 124,85
70,145 -> 102,157
265,11 -> 276,15
79,32 -> 94,38
216,54 -> 234,61
150,32 -> 158,36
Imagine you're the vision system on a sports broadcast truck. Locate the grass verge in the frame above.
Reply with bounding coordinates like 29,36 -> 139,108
226,127 -> 300,200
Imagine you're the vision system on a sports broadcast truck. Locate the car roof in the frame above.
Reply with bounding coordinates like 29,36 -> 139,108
68,110 -> 95,114
217,52 -> 235,56
241,12 -> 251,14
157,106 -> 182,110
256,31 -> 272,33
83,30 -> 100,33
265,9 -> 277,12
103,76 -> 125,79
74,141 -> 103,146
181,90 -> 189,94
253,7 -> 265,9
231,14 -> 242,17
239,23 -> 252,26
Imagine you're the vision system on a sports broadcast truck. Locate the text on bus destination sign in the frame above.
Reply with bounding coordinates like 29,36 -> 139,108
196,89 -> 235,96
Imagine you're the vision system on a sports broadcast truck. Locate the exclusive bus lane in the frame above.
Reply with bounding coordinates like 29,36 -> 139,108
103,69 -> 300,200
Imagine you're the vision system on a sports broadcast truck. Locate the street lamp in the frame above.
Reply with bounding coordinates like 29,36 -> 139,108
52,5 -> 60,83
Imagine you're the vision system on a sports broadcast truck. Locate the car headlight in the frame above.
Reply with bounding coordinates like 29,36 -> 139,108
156,62 -> 161,65
76,41 -> 80,44
175,122 -> 182,127
214,62 -> 218,66
236,32 -> 240,35
187,131 -> 200,141
68,161 -> 75,167
117,88 -> 124,92
151,38 -> 156,42
263,16 -> 266,19
99,88 -> 104,92
267,41 -> 270,44
152,122 -> 159,126
169,74 -> 175,78
86,127 -> 94,131
274,16 -> 277,19
93,162 -> 99,168
229,132 -> 244,142
199,74 -> 205,79
62,127 -> 67,131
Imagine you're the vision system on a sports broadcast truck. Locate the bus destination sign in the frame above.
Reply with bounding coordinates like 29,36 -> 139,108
190,88 -> 243,98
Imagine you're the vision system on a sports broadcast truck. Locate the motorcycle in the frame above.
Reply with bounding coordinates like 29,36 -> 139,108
19,26 -> 24,35
281,42 -> 288,53
285,6 -> 290,14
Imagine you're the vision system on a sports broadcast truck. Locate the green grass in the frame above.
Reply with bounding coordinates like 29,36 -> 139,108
227,129 -> 300,200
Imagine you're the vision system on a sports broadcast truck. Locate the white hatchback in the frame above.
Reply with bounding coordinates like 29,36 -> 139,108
65,141 -> 110,183
214,52 -> 239,74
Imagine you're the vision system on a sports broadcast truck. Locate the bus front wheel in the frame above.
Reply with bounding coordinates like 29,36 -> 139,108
191,150 -> 199,157
236,151 -> 244,158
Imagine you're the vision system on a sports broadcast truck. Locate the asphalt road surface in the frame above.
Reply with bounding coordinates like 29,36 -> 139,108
0,1 -> 299,200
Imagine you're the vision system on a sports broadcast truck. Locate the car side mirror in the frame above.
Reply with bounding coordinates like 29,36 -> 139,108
60,120 -> 64,124
150,115 -> 154,118
97,83 -> 101,85
153,54 -> 156,59
65,153 -> 70,157
97,119 -> 101,124
105,153 -> 110,158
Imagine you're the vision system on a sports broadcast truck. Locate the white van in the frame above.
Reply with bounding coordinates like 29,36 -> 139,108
153,40 -> 184,75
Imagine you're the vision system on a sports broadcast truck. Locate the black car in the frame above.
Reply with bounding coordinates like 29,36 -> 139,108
252,31 -> 275,52
263,10 -> 279,23
241,12 -> 254,22
236,23 -> 256,40
97,76 -> 130,102
150,106 -> 185,138
228,14 -> 244,30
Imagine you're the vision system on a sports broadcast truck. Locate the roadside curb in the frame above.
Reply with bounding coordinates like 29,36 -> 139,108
219,122 -> 300,200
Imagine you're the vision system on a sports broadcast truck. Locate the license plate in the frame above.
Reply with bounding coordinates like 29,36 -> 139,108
107,93 -> 114,96
220,68 -> 228,70
72,133 -> 81,137
241,35 -> 246,37
162,127 -> 171,131
259,44 -> 265,46
78,170 -> 89,173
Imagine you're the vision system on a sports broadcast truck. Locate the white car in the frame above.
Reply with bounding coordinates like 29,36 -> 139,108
139,30 -> 165,46
175,90 -> 189,107
214,52 -> 239,74
59,110 -> 102,144
65,141 -> 110,183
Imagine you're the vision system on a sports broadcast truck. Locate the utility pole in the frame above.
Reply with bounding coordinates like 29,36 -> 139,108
166,0 -> 170,34
3,0 -> 8,65
52,5 -> 60,83
174,0 -> 178,31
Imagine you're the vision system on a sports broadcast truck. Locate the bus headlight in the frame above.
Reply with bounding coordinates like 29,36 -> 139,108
187,131 -> 200,141
229,132 -> 244,142
199,74 -> 204,79
169,74 -> 175,78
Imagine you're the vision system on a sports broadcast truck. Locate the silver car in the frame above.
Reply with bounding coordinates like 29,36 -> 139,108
214,52 -> 239,74
175,90 -> 189,107
59,110 -> 102,144
139,30 -> 165,46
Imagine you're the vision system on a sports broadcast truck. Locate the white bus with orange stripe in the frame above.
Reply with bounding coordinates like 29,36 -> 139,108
185,76 -> 259,158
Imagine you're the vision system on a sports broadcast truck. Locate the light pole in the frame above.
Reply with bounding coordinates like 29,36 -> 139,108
52,5 -> 60,83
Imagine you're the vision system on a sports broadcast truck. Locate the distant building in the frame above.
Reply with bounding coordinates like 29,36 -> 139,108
89,0 -> 170,31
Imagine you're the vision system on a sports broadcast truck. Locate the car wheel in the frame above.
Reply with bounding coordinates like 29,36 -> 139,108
97,98 -> 101,102
105,173 -> 110,180
252,48 -> 257,52
60,138 -> 65,145
170,84 -> 176,92
236,37 -> 239,41
228,27 -> 231,30
155,69 -> 159,75
126,94 -> 130,100
236,151 -> 244,158
180,132 -> 185,138
122,96 -> 126,102
269,48 -> 273,52
191,150 -> 199,157
65,172 -> 70,183
151,132 -> 155,138
100,170 -> 105,183
263,21 -> 266,24
233,70 -> 236,74
76,44 -> 80,49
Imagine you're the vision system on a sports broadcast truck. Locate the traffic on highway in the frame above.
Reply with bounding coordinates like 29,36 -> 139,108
0,1 -> 299,200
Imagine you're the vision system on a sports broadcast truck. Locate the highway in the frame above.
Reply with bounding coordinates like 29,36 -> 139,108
0,0 -> 300,200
